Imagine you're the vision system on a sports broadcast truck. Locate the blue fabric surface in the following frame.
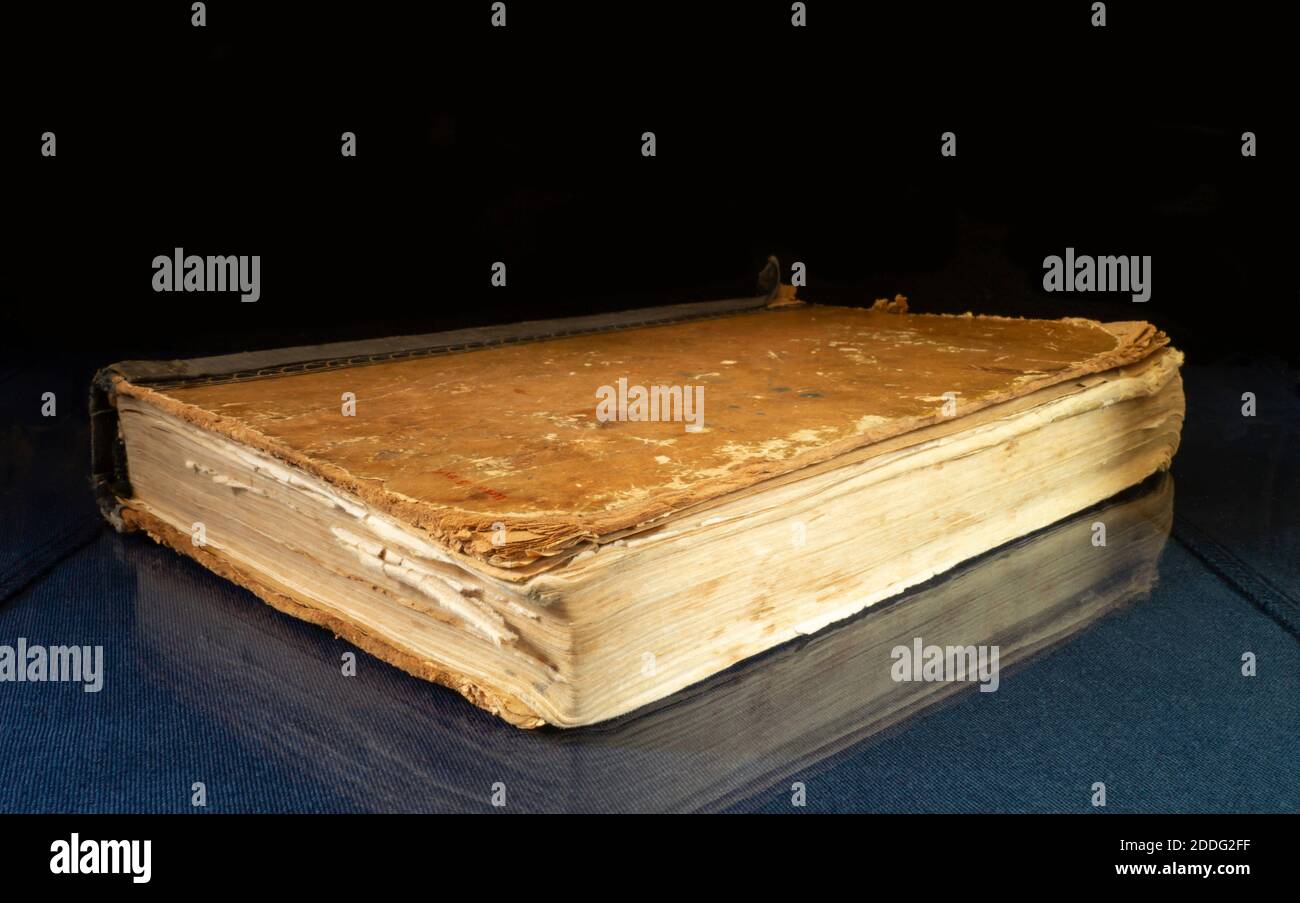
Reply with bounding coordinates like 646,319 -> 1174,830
1,360 -> 1296,813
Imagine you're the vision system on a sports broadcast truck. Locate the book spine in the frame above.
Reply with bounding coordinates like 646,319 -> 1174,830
89,367 -> 133,529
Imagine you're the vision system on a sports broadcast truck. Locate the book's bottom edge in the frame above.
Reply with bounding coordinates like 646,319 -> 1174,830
117,504 -> 549,729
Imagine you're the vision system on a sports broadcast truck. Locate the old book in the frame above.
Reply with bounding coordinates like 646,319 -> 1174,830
91,291 -> 1184,728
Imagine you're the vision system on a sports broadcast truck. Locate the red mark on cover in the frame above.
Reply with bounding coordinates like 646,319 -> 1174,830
433,469 -> 508,501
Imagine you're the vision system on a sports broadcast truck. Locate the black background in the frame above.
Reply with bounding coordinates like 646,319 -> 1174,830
0,0 -> 1295,862
7,2 -> 1296,366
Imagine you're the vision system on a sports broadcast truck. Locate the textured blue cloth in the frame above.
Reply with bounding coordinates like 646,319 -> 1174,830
1,360 -> 1296,813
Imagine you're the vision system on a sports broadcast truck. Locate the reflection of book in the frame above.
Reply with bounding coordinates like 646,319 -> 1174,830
94,292 -> 1183,727
129,473 -> 1173,813
571,472 -> 1175,813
